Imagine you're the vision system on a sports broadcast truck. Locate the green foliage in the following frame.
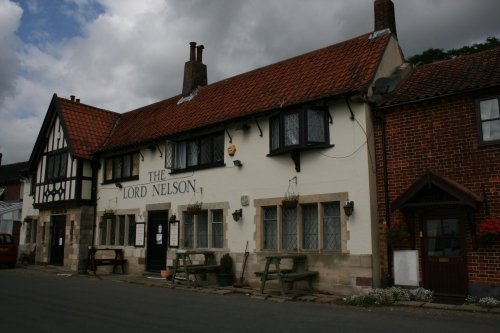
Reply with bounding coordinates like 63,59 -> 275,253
408,37 -> 500,65
343,287 -> 432,307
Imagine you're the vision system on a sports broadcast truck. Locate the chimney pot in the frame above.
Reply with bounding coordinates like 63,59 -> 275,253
189,42 -> 197,62
374,0 -> 397,37
197,45 -> 204,64
70,95 -> 75,101
76,99 -> 80,103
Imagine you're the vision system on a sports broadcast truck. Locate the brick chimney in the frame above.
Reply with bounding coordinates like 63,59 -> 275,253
374,0 -> 397,37
182,42 -> 208,96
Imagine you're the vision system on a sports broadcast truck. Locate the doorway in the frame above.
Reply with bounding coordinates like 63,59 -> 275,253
50,215 -> 66,265
146,210 -> 169,272
422,213 -> 468,297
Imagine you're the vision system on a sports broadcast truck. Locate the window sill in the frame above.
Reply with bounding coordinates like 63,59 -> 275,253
267,144 -> 334,156
169,162 -> 225,174
102,176 -> 139,185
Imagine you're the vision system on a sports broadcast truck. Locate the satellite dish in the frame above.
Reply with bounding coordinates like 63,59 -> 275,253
374,77 -> 396,95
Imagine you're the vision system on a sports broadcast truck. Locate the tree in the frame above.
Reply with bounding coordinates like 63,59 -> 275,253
408,37 -> 500,65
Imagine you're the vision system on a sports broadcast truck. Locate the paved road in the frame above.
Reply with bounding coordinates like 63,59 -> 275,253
0,268 -> 498,333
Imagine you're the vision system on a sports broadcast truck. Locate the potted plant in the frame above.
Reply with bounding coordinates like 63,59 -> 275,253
216,253 -> 235,286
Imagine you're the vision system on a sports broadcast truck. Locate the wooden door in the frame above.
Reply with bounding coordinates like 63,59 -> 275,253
146,210 -> 168,272
50,215 -> 66,266
423,214 -> 467,297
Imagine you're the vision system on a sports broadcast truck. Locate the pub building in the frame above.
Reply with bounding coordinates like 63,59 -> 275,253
22,1 -> 405,295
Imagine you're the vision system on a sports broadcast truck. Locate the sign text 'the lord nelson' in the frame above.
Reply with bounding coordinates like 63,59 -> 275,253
122,170 -> 197,199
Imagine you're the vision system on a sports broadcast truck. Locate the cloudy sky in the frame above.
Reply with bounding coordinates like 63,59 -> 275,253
0,0 -> 499,164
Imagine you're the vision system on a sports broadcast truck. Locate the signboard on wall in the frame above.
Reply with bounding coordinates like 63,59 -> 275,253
135,223 -> 145,247
169,219 -> 179,248
393,250 -> 419,286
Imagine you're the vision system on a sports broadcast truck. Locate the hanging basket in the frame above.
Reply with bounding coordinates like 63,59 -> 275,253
187,202 -> 203,215
282,193 -> 299,208
103,209 -> 116,219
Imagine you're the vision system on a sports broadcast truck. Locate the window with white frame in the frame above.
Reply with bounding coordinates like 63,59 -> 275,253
100,214 -> 136,246
478,97 -> 500,144
261,201 -> 342,251
183,209 -> 224,249
211,210 -> 224,248
263,206 -> 277,250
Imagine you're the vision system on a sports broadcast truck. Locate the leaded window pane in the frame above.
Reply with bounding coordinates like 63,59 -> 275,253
109,217 -> 116,245
59,153 -> 68,177
284,113 -> 300,146
187,141 -> 199,166
200,139 -> 213,164
323,202 -> 341,250
113,157 -> 122,179
307,109 -> 325,143
105,160 -> 113,180
263,206 -> 277,250
213,134 -> 224,163
282,207 -> 297,250
118,215 -> 125,246
212,210 -> 223,248
128,215 -> 136,246
271,117 -> 280,151
176,142 -> 187,169
302,204 -> 318,249
184,213 -> 194,248
197,211 -> 208,248
100,219 -> 108,245
123,155 -> 132,178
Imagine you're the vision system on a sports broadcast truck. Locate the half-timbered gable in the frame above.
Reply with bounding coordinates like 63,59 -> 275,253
28,94 -> 119,209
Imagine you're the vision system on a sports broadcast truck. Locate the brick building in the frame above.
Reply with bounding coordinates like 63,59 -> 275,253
375,47 -> 500,298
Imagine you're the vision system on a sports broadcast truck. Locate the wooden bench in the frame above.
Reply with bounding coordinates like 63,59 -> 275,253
257,254 -> 318,296
169,250 -> 219,287
85,247 -> 127,275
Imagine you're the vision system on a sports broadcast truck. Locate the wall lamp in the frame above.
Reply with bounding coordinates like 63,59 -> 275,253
343,201 -> 354,217
115,183 -> 123,189
232,209 -> 243,221
233,160 -> 243,167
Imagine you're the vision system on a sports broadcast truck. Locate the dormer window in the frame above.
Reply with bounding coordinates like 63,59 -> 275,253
165,132 -> 225,172
478,97 -> 500,144
104,152 -> 140,183
269,107 -> 330,154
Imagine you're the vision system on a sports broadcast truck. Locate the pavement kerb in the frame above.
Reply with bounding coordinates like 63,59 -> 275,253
22,265 -> 500,314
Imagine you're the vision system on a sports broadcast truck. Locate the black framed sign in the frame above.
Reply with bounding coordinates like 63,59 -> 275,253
169,219 -> 180,248
135,223 -> 145,247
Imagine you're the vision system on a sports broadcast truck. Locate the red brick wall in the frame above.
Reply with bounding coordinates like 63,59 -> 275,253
374,90 -> 500,287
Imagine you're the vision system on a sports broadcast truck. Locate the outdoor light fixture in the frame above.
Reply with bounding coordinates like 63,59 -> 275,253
343,201 -> 354,217
115,183 -> 123,189
232,209 -> 243,221
233,160 -> 243,167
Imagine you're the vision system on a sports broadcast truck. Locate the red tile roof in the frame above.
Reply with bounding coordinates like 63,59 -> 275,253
100,32 -> 392,152
57,98 -> 119,160
383,47 -> 500,106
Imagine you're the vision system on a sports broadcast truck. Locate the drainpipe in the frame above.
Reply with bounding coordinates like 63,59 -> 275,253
379,109 -> 393,286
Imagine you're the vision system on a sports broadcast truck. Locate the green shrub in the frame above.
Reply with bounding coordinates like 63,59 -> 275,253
409,287 -> 433,302
477,297 -> 500,308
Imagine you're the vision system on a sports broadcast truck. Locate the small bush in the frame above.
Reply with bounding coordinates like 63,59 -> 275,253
410,287 -> 433,302
388,287 -> 411,301
464,295 -> 478,304
343,287 -> 433,307
477,297 -> 500,308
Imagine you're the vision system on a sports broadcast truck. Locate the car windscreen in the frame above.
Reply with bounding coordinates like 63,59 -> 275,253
0,234 -> 13,244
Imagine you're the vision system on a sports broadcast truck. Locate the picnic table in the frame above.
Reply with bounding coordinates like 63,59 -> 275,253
169,250 -> 219,287
255,254 -> 318,296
